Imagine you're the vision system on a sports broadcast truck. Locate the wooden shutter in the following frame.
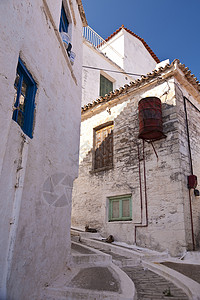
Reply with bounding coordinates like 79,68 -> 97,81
94,124 -> 113,170
100,75 -> 113,97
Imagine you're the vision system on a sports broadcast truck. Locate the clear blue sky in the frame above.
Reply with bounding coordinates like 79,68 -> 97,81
82,0 -> 200,81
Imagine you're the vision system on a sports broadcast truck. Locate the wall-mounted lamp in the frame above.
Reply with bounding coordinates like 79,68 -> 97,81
194,189 -> 200,197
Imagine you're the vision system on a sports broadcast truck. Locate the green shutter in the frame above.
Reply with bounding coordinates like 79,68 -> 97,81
100,75 -> 113,97
109,195 -> 132,221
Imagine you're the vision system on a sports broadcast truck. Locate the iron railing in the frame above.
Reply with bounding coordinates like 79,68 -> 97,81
83,26 -> 123,60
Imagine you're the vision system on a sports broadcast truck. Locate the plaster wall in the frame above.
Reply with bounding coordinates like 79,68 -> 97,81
0,1 -> 83,299
82,41 -> 132,106
123,30 -> 157,75
82,28 -> 158,107
99,29 -> 157,76
72,77 -> 198,256
99,30 -> 125,69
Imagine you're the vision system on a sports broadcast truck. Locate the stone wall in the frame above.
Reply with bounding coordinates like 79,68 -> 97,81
0,1 -> 83,299
175,80 -> 200,250
72,76 -> 200,256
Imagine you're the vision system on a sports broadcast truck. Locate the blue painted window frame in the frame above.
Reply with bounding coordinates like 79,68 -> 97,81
59,3 -> 69,33
109,195 -> 132,221
12,57 -> 37,138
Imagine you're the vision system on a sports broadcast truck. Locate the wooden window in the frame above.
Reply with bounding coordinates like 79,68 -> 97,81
109,195 -> 132,221
94,123 -> 113,171
12,57 -> 37,138
100,74 -> 113,97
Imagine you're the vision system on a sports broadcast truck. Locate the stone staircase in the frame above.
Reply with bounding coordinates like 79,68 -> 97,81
70,229 -> 200,300
40,238 -> 136,300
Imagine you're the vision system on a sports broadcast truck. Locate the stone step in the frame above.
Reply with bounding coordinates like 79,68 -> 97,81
122,265 -> 189,300
80,237 -> 169,262
182,251 -> 200,264
41,264 -> 136,300
42,287 -> 131,300
71,241 -> 112,266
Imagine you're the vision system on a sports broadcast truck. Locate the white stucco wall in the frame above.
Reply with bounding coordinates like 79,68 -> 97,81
0,1 -> 83,299
82,28 -> 158,107
99,28 -> 157,75
123,30 -> 157,75
82,40 -> 133,106
99,30 -> 125,69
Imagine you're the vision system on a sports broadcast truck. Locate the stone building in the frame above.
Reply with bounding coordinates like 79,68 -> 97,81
0,1 -> 86,299
72,59 -> 200,257
82,25 -> 160,106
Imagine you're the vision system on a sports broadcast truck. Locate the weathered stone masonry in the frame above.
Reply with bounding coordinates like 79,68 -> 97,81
72,61 -> 200,256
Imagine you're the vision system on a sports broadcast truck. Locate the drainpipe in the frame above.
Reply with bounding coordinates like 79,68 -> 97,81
135,140 -> 148,244
137,143 -> 143,223
183,97 -> 193,175
183,96 -> 195,251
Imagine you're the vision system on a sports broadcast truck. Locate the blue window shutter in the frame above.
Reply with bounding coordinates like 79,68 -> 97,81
59,4 -> 69,33
12,57 -> 37,138
23,85 -> 37,138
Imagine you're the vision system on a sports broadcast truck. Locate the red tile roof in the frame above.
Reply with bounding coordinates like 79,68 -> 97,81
81,59 -> 200,113
104,25 -> 160,64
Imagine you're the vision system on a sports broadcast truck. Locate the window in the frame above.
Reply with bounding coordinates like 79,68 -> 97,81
59,3 -> 72,58
109,195 -> 132,221
94,123 -> 113,170
12,57 -> 37,138
100,74 -> 113,97
59,3 -> 69,33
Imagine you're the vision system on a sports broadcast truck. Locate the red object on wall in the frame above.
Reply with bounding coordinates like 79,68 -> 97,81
188,175 -> 198,189
138,97 -> 165,141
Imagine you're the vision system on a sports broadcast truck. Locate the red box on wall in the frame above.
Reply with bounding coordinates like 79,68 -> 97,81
188,175 -> 198,189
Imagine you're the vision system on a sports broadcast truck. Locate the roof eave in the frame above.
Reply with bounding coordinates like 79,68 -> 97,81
81,59 -> 200,116
76,0 -> 87,26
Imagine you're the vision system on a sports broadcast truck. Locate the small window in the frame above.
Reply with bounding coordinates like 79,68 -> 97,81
59,3 -> 69,33
12,57 -> 37,138
109,195 -> 132,221
100,74 -> 113,97
94,123 -> 113,171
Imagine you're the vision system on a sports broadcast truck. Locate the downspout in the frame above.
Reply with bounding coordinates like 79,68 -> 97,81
137,143 -> 143,222
183,96 -> 195,251
143,140 -> 149,226
135,140 -> 148,244
183,97 -> 193,175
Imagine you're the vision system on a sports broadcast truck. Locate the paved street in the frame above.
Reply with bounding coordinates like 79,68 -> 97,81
162,261 -> 200,284
95,246 -> 189,300
123,266 -> 189,300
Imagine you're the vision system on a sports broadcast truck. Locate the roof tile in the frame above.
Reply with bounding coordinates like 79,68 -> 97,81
82,60 -> 200,113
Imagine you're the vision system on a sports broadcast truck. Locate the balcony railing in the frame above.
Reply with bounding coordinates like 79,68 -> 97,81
83,26 -> 124,61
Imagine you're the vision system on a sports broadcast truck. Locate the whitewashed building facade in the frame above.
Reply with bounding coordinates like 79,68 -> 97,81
82,25 -> 160,106
0,1 -> 86,299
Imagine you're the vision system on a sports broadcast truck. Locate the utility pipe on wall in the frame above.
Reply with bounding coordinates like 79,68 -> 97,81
183,97 -> 194,175
135,140 -> 148,244
183,96 -> 195,251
